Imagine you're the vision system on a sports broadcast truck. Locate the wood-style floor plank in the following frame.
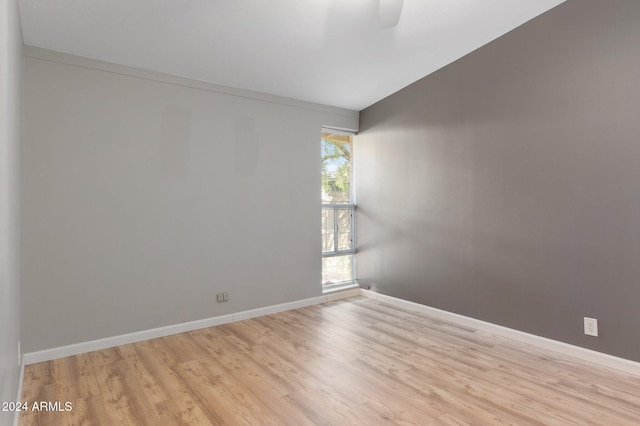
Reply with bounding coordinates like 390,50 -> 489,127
20,296 -> 640,425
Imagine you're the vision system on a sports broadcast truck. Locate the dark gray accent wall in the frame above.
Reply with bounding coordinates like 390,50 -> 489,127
356,0 -> 640,361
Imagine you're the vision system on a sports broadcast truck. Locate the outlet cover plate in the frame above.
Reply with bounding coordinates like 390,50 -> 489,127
584,317 -> 598,337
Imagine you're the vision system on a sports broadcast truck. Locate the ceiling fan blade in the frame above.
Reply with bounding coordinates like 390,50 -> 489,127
379,0 -> 404,28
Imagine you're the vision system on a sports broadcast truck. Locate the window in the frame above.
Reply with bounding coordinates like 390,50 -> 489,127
321,130 -> 355,287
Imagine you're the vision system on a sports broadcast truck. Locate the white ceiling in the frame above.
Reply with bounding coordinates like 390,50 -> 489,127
19,0 -> 565,111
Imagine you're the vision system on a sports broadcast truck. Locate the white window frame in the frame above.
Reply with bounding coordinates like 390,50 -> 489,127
321,128 -> 357,287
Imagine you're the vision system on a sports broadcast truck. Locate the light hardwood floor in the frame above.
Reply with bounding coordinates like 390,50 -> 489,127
20,297 -> 640,425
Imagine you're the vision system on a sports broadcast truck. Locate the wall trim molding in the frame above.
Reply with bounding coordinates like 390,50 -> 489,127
22,46 -> 359,121
13,360 -> 25,426
23,289 -> 360,365
360,289 -> 640,376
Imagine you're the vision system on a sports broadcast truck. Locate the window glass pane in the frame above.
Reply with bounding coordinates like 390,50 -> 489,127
322,255 -> 353,284
336,208 -> 352,251
321,133 -> 352,204
321,208 -> 335,253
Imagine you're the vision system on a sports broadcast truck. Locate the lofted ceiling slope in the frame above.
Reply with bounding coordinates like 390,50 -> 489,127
19,0 -> 565,110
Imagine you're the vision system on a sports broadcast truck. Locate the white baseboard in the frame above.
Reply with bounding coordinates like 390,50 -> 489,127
360,289 -> 640,376
27,286 -> 637,377
13,360 -> 25,426
23,290 -> 358,365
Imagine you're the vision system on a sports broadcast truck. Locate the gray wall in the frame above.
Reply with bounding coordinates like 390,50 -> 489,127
22,49 -> 357,353
356,0 -> 640,361
0,0 -> 22,422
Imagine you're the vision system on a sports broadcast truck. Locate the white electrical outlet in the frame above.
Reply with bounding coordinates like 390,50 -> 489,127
217,292 -> 229,303
584,317 -> 598,337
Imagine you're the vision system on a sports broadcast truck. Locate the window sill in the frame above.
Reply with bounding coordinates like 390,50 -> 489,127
322,281 -> 360,295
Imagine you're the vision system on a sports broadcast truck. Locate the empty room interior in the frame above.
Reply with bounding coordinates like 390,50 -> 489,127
3,0 -> 640,424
